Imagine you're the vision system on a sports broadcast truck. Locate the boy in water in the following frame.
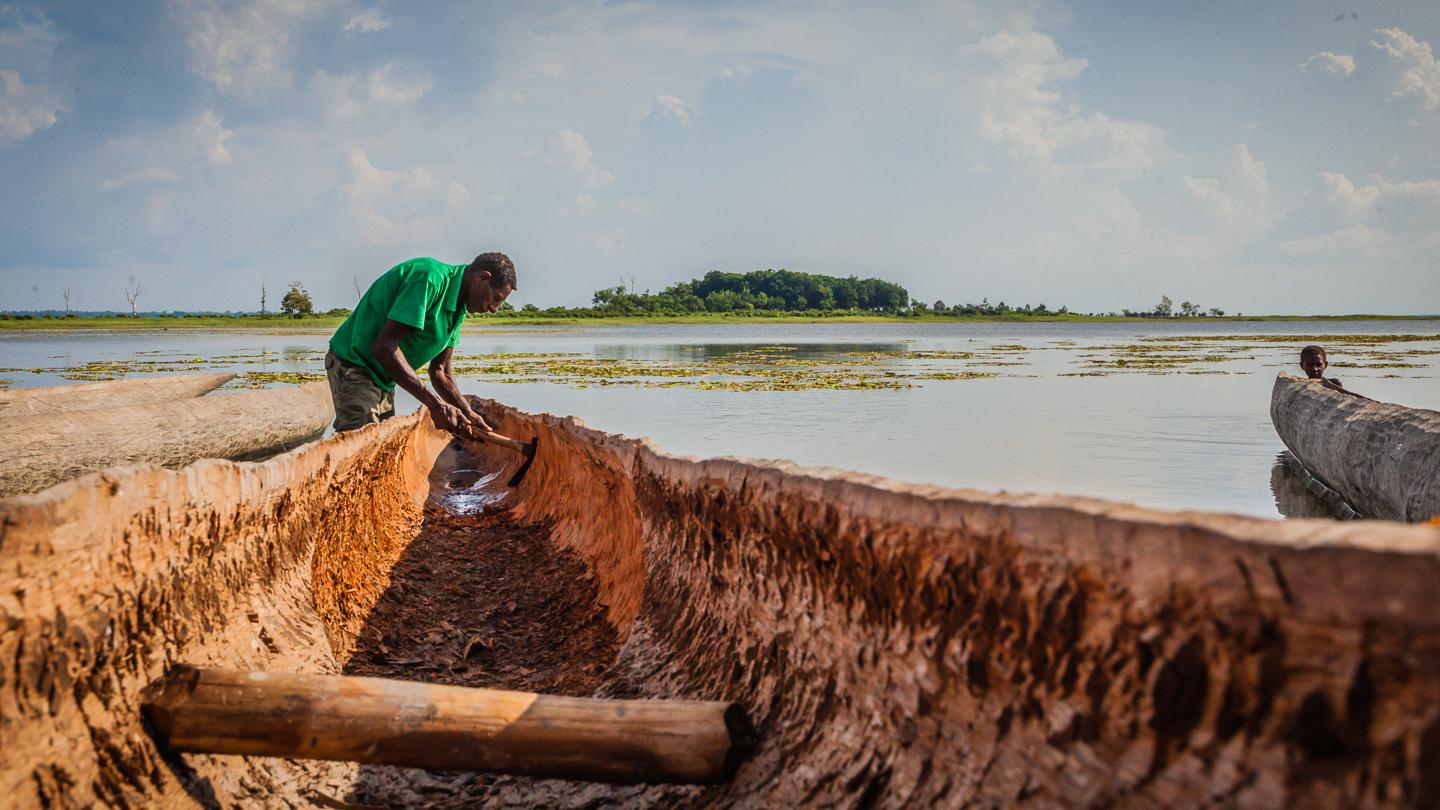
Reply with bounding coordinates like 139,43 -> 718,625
1300,345 -> 1363,398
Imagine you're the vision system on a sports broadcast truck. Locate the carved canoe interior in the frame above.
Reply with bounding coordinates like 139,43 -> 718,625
3,398 -> 1440,808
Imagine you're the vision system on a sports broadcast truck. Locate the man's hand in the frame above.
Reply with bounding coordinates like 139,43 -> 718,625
428,400 -> 469,435
428,347 -> 495,435
460,408 -> 495,435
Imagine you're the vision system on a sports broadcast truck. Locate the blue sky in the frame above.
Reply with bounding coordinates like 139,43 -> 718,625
1,0 -> 1437,313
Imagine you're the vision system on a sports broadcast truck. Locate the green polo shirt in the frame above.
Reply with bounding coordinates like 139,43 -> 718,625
329,257 -> 467,391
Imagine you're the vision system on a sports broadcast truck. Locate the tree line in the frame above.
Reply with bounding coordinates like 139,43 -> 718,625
584,269 -> 911,315
10,271 -> 1232,320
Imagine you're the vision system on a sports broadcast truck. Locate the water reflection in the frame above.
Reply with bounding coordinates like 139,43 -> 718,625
437,468 -> 506,515
1269,452 -> 1360,520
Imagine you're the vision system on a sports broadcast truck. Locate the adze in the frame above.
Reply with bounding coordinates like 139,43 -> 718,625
464,426 -> 540,487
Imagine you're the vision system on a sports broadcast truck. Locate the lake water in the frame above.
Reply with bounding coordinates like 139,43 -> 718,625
3,320 -> 1437,519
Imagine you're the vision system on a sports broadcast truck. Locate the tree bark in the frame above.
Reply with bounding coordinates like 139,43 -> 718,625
142,666 -> 753,784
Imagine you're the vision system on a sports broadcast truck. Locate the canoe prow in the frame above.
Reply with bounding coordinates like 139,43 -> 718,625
0,381 -> 333,497
1270,371 -> 1440,522
0,372 -> 236,416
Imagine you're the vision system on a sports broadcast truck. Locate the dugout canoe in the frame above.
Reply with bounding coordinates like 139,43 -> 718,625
0,381 -> 333,497
1270,371 -> 1440,522
0,372 -> 235,417
4,398 -> 1440,808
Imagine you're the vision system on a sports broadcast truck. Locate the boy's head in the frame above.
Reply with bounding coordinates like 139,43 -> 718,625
1300,345 -> 1328,379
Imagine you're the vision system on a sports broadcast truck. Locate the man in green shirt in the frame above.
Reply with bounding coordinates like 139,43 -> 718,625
326,253 -> 515,434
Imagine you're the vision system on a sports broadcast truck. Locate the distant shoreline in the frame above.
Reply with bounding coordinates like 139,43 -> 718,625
1,312 -> 1438,330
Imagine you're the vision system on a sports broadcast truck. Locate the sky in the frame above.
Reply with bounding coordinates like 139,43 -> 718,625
0,0 -> 1437,314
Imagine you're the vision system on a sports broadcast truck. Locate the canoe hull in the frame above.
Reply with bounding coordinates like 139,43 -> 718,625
0,373 -> 235,416
0,381 -> 334,497
1270,372 -> 1440,522
4,401 -> 1440,807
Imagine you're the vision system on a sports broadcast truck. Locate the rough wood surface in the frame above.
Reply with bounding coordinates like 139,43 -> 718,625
0,381 -> 332,497
3,403 -> 1440,807
0,373 -> 235,416
142,666 -> 750,784
1271,371 -> 1440,522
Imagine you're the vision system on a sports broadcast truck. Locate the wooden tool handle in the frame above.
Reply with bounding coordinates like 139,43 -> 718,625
469,427 -> 528,454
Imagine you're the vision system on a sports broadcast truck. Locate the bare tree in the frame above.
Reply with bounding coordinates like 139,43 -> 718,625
260,281 -> 267,315
124,276 -> 143,318
353,275 -> 363,301
61,284 -> 73,316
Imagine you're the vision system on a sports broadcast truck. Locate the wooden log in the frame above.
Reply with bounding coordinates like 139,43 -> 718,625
0,372 -> 235,416
0,381 -> 333,497
142,666 -> 754,784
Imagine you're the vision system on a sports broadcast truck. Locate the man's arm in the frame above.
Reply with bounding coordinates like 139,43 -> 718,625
371,320 -> 467,433
429,347 -> 494,433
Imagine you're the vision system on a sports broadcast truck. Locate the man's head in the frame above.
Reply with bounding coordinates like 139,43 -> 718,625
463,252 -> 516,313
1300,345 -> 1328,379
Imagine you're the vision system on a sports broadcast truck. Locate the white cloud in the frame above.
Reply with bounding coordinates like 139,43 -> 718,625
99,168 -> 183,192
1312,171 -> 1440,223
311,63 -> 431,117
551,129 -> 615,189
0,7 -> 64,147
170,0 -> 331,97
340,148 -> 469,245
649,95 -> 692,127
192,110 -> 234,164
1180,176 -> 1230,217
0,70 -> 59,146
1276,224 -> 1389,257
1317,171 -> 1380,214
445,181 -> 470,207
965,30 -> 1166,174
1266,170 -> 1439,261
1299,51 -> 1355,79
367,64 -> 430,105
1179,144 -> 1271,242
1371,28 -> 1440,110
343,8 -> 390,32
97,110 -> 232,193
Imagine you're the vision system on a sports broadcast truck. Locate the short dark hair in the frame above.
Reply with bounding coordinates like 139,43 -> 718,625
469,252 -> 516,290
1301,344 -> 1327,362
